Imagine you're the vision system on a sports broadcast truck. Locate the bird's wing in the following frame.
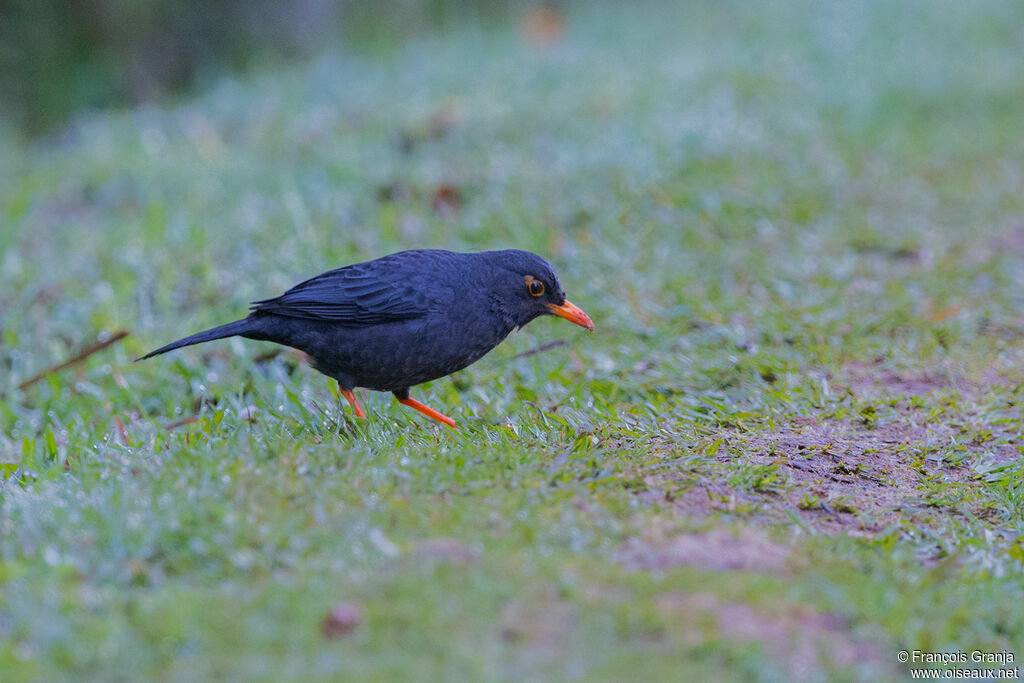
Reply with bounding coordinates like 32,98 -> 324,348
250,256 -> 439,325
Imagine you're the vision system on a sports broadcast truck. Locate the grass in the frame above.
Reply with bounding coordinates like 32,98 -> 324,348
4,0 -> 1024,679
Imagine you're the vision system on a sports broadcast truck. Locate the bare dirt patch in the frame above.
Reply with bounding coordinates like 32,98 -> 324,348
654,591 -> 893,679
499,586 -> 576,676
616,528 -> 790,572
831,360 -> 1019,400
640,410 -> 1021,537
719,415 -> 1021,535
624,363 -> 1023,541
833,360 -> 967,398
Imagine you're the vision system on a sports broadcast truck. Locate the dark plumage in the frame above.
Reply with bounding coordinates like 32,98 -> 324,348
140,249 -> 593,428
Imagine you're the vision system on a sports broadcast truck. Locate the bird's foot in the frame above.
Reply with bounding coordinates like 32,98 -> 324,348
340,388 -> 366,418
396,396 -> 458,429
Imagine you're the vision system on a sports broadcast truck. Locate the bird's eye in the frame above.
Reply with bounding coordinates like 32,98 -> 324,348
525,276 -> 545,297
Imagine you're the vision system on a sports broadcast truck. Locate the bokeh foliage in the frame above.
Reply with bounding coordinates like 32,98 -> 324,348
0,0 -> 514,135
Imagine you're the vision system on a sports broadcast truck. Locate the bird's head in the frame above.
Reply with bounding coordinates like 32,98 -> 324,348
480,250 -> 594,332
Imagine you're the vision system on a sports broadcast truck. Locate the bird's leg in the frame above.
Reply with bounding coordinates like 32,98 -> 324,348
393,389 -> 458,429
339,385 -> 366,418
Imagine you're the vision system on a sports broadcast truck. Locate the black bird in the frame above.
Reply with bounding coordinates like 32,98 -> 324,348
140,249 -> 593,428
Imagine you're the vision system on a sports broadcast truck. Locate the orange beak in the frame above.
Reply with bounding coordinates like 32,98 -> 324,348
546,299 -> 594,331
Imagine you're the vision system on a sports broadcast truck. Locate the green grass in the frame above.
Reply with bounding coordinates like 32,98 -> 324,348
4,0 -> 1024,679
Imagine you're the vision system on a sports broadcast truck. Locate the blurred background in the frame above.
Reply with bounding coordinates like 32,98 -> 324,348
1,0 -> 539,136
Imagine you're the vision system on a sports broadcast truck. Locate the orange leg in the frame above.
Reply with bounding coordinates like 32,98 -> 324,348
396,396 -> 458,429
340,387 -> 366,418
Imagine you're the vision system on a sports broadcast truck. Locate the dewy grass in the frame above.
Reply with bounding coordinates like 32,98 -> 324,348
3,0 -> 1024,679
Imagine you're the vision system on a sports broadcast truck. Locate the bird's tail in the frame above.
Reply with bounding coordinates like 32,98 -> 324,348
137,319 -> 255,361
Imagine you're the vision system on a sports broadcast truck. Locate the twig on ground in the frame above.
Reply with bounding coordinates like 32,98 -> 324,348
17,330 -> 130,391
512,339 -> 567,360
114,416 -> 130,445
166,416 -> 200,431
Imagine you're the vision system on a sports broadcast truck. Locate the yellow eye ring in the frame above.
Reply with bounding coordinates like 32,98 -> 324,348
525,275 -> 545,297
